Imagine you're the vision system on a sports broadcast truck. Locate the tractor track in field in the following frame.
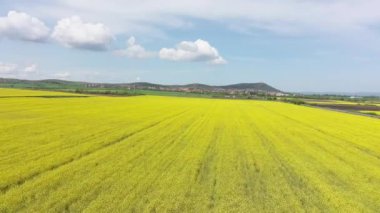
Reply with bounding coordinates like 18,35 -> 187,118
74,110 -> 210,212
249,120 -> 329,212
0,108 -> 192,194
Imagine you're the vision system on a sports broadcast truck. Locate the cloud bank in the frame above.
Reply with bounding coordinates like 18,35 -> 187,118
25,0 -> 380,37
51,16 -> 113,50
0,11 -> 49,42
159,39 -> 226,64
23,63 -> 38,73
0,62 -> 39,77
114,37 -> 226,64
0,62 -> 18,74
114,36 -> 155,58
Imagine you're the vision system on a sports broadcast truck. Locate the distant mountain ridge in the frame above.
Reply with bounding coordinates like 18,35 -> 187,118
219,83 -> 280,92
0,78 -> 282,93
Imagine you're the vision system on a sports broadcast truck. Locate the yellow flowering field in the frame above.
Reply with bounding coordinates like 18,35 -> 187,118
0,89 -> 380,212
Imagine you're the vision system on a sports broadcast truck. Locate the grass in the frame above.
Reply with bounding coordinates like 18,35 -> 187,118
0,88 -> 380,212
304,100 -> 358,105
360,111 -> 380,116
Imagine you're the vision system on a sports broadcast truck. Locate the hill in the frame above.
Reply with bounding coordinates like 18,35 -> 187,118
219,83 -> 281,92
0,78 -> 282,93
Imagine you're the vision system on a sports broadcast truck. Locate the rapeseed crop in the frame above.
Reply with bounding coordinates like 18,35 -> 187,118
0,89 -> 380,212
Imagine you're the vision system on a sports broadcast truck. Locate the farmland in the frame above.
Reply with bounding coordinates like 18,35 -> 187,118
298,99 -> 380,117
1,89 -> 380,212
361,111 -> 380,116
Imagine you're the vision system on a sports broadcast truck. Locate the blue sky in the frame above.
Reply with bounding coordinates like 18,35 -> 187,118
1,0 -> 380,92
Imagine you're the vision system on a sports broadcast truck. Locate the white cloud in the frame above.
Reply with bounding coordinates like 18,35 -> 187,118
51,16 -> 113,51
54,72 -> 71,79
114,36 -> 155,58
0,11 -> 50,42
159,39 -> 226,64
0,62 -> 40,77
27,0 -> 380,37
0,62 -> 18,74
23,63 -> 38,73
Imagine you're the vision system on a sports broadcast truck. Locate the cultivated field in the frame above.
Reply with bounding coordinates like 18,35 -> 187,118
1,89 -> 380,212
302,99 -> 380,117
0,88 -> 87,97
304,100 -> 358,105
361,111 -> 380,116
